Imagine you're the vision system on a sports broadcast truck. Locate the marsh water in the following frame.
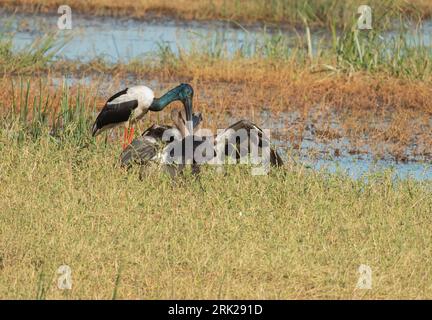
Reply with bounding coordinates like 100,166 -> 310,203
3,11 -> 330,62
2,11 -> 431,180
4,11 -> 432,62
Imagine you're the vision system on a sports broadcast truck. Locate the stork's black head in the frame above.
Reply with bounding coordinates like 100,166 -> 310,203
177,83 -> 194,136
148,83 -> 195,135
178,83 -> 194,101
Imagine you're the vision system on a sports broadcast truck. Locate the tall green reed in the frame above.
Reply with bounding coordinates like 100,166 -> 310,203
331,15 -> 432,79
154,12 -> 432,80
4,78 -> 96,147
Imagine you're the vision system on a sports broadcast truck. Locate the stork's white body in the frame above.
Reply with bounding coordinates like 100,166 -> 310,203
108,86 -> 155,124
92,85 -> 155,136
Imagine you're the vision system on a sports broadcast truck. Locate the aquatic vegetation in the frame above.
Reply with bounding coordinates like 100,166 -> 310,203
2,77 -> 96,146
0,26 -> 69,74
3,14 -> 430,82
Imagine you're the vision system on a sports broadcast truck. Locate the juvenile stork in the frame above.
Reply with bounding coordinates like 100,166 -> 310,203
91,83 -> 194,148
120,109 -> 203,178
120,112 -> 283,178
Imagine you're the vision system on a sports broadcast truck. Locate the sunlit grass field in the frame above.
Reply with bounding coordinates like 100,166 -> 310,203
0,83 -> 430,299
0,129 -> 431,299
0,1 -> 431,299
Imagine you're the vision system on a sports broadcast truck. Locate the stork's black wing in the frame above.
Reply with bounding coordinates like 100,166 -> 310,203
92,98 -> 138,136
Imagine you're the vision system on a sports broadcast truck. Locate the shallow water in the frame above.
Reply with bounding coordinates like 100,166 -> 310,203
3,12 -> 431,180
0,11 -> 333,62
302,155 -> 432,181
264,112 -> 432,181
3,12 -> 432,63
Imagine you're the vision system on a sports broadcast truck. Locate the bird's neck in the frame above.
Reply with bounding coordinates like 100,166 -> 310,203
149,87 -> 181,112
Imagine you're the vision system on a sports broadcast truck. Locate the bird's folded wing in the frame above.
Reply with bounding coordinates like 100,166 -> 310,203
120,136 -> 159,168
215,120 -> 284,166
96,100 -> 139,127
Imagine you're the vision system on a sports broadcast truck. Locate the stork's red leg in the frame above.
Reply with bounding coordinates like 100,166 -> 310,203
122,127 -> 128,150
128,127 -> 135,145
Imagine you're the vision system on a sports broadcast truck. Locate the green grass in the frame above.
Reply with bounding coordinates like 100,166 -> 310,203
54,21 -> 432,81
179,16 -> 432,79
213,0 -> 427,28
0,13 -> 70,75
4,77 -> 95,147
0,82 -> 431,299
0,5 -> 431,296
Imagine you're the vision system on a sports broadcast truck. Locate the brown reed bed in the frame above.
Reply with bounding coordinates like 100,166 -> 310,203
2,0 -> 431,28
1,71 -> 431,162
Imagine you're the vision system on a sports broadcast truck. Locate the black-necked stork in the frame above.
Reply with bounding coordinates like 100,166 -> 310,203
91,83 -> 194,148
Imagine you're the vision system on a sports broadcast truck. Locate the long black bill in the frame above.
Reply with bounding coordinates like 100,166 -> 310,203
184,96 -> 193,136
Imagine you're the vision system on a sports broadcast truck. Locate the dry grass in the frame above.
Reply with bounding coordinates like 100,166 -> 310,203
2,0 -> 431,27
1,2 -> 431,300
0,133 -> 431,299
62,56 -> 432,115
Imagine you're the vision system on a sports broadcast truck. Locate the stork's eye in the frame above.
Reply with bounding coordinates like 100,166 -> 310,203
180,84 -> 193,97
